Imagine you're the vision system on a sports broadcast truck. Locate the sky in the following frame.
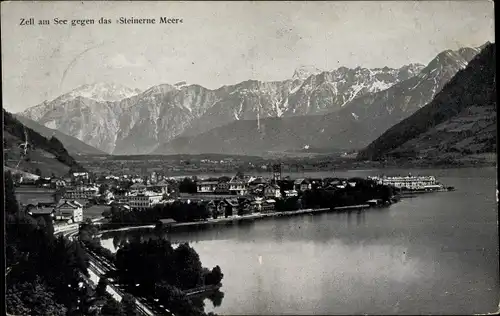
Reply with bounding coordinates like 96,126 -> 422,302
1,1 -> 495,113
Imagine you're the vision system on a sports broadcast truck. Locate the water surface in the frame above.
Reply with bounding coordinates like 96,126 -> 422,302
101,167 -> 499,315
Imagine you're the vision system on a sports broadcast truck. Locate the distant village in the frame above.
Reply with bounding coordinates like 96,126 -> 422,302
12,165 -> 381,227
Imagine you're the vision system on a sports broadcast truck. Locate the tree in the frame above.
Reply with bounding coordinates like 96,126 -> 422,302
4,171 -> 20,215
99,183 -> 109,195
101,296 -> 122,316
6,277 -> 67,316
179,177 -> 197,193
95,277 -> 108,297
204,265 -> 224,285
53,187 -> 66,204
155,283 -> 199,316
121,294 -> 138,316
207,290 -> 225,308
173,243 -> 204,289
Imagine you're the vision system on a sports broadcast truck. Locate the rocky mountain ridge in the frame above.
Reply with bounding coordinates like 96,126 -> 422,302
152,46 -> 483,155
19,45 -> 482,155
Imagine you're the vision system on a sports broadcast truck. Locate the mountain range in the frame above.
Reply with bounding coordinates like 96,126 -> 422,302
153,46 -> 483,156
18,44 -> 485,156
358,43 -> 496,162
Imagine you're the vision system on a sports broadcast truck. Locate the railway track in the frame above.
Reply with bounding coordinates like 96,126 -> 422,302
60,227 -> 176,315
84,243 -> 175,316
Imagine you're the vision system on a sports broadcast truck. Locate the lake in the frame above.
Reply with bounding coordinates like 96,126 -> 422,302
100,167 -> 499,315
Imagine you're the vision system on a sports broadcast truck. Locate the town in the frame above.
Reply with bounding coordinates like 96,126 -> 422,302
12,163 -> 419,232
12,154 -> 461,240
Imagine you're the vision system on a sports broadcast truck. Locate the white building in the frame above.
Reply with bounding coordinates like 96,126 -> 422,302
64,185 -> 99,200
264,184 -> 282,198
55,200 -> 83,223
229,175 -> 255,196
197,181 -> 218,193
128,191 -> 163,210
284,189 -> 298,197
370,175 -> 439,190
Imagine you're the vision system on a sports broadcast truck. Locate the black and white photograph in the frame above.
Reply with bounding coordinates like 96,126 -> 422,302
2,1 -> 497,315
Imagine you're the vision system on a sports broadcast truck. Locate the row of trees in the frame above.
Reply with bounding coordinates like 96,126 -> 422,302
94,278 -> 138,316
300,178 -> 394,209
103,201 -> 211,229
274,179 -> 395,212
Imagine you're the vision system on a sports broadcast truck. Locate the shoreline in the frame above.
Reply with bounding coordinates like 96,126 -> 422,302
98,204 -> 375,235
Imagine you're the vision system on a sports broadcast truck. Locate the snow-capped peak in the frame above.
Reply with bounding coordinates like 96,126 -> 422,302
292,65 -> 323,80
59,82 -> 141,103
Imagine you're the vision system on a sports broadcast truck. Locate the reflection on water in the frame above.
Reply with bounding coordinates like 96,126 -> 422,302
100,168 -> 499,315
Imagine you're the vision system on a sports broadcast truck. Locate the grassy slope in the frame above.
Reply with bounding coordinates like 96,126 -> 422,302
4,131 -> 71,177
3,110 -> 86,177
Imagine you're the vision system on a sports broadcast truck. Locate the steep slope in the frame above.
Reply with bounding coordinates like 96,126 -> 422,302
112,84 -> 222,154
20,83 -> 143,153
357,43 -> 496,161
14,114 -> 105,155
154,46 -> 482,156
3,110 -> 86,177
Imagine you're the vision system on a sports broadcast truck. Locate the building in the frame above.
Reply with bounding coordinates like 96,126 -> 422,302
370,175 -> 440,190
264,184 -> 282,198
261,199 -> 276,213
157,218 -> 177,227
55,200 -> 83,223
71,172 -> 90,184
197,181 -> 219,194
129,183 -> 147,194
215,181 -> 230,194
283,189 -> 298,197
50,178 -> 66,189
112,187 -> 130,203
218,199 -> 239,217
64,185 -> 99,200
25,203 -> 55,219
128,191 -> 163,210
229,176 -> 254,196
15,186 -> 56,207
272,163 -> 282,182
206,200 -> 218,217
153,180 -> 169,194
249,177 -> 267,189
294,179 -> 311,192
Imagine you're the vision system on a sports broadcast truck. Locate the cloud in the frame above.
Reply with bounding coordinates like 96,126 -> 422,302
107,54 -> 146,69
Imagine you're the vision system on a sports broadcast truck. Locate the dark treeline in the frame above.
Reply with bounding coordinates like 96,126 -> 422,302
5,171 -> 90,315
102,201 -> 210,230
301,178 -> 394,209
276,178 -> 394,211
